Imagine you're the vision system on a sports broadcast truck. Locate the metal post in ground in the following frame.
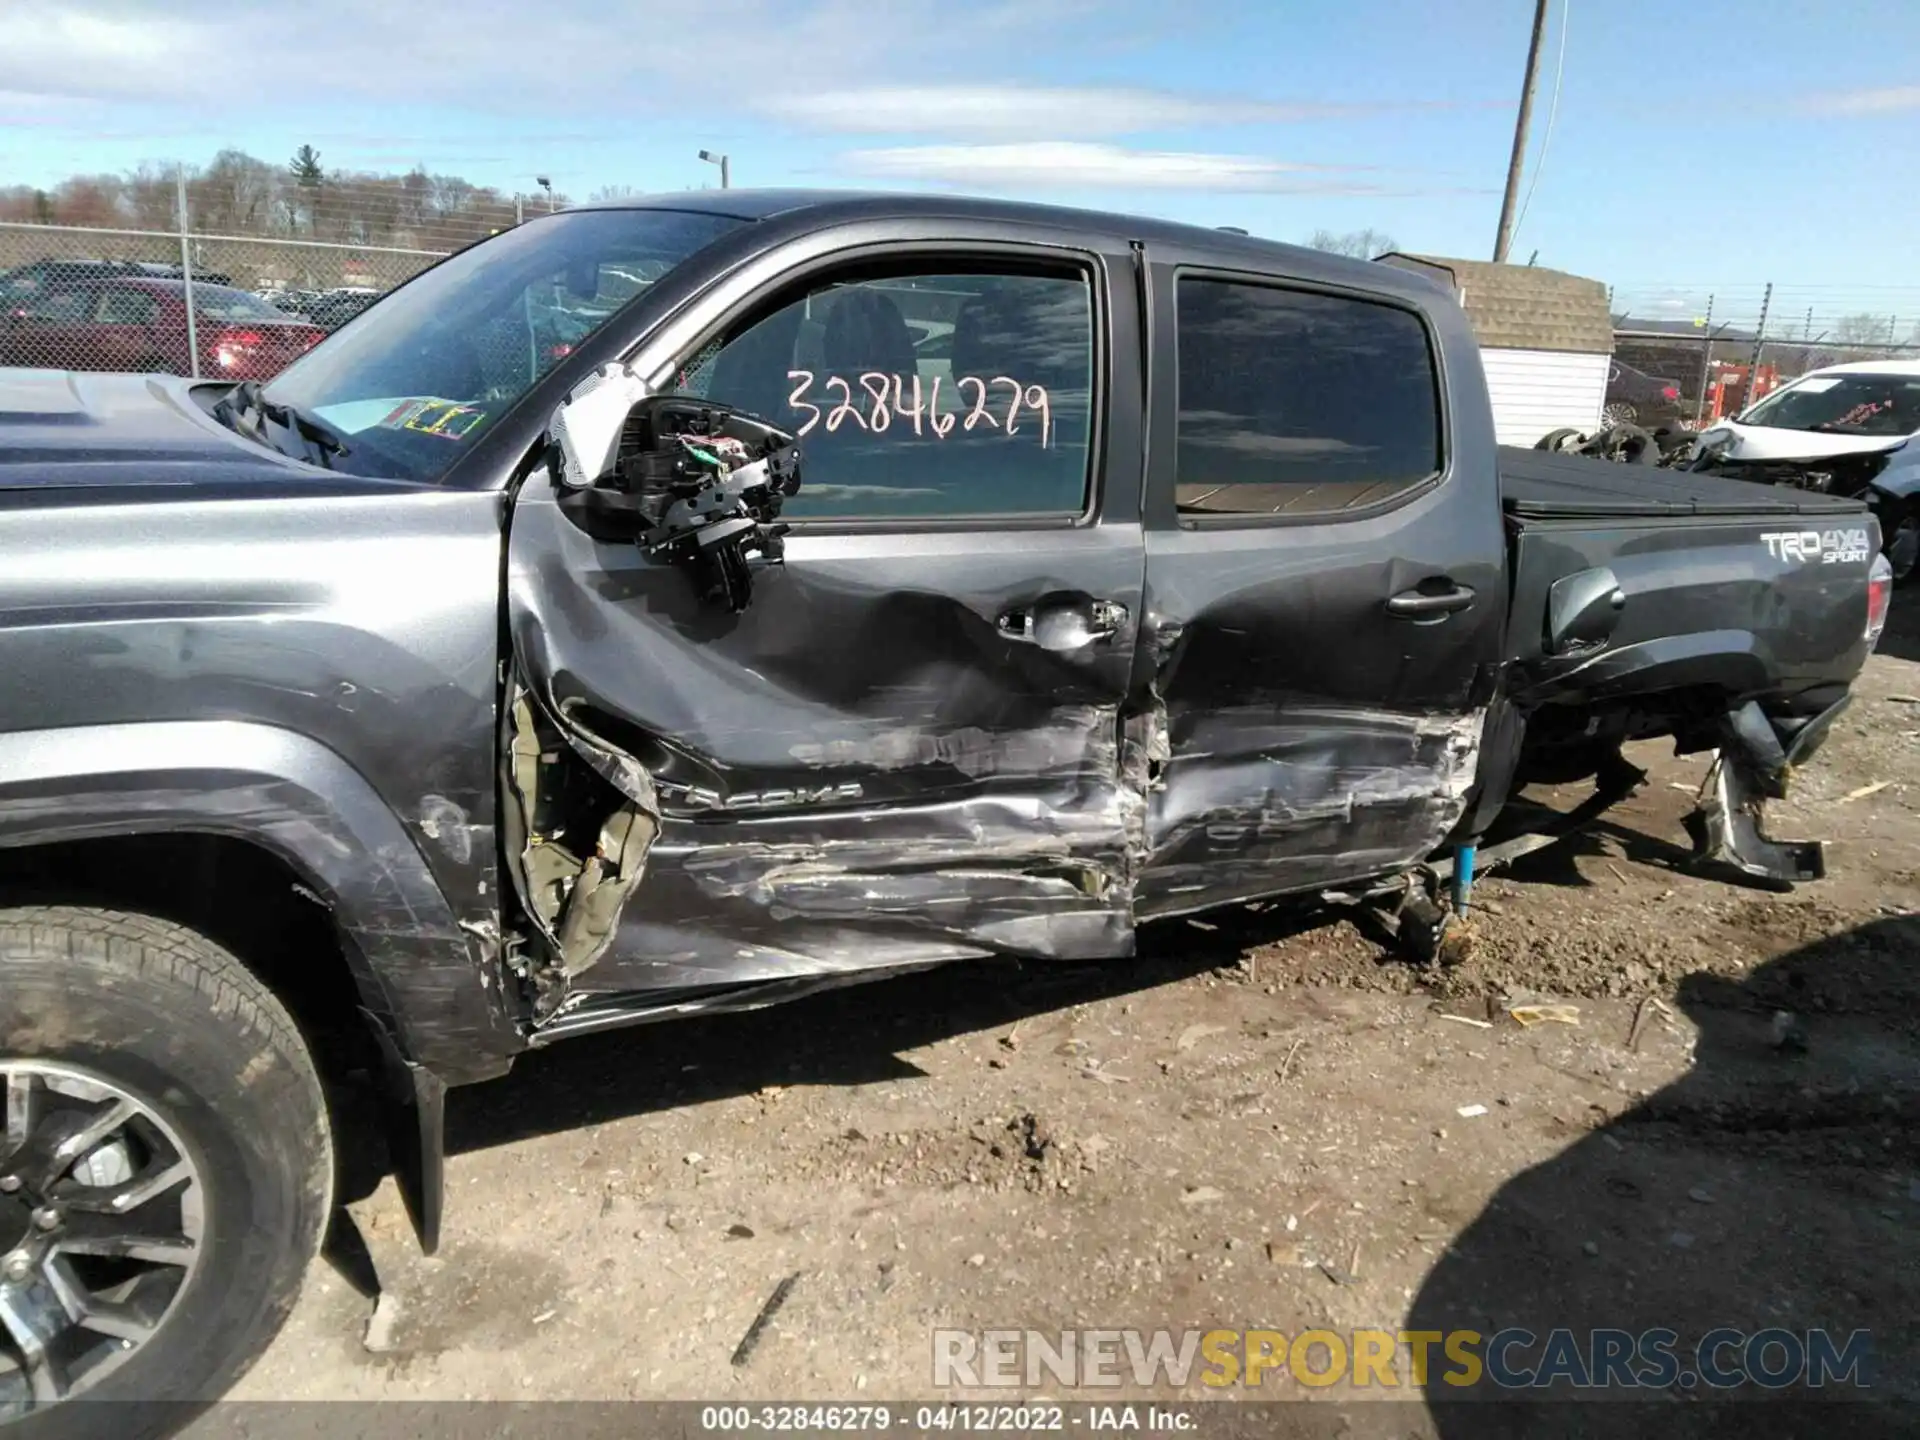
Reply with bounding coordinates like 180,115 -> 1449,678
176,168 -> 200,379
1746,282 -> 1773,409
1694,295 -> 1715,428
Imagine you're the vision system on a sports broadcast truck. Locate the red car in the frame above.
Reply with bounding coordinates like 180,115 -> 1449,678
0,276 -> 325,380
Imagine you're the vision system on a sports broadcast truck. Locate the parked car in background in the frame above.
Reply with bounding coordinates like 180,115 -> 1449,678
0,277 -> 325,380
128,261 -> 234,287
1688,359 -> 1920,581
2,261 -> 238,318
259,287 -> 324,317
1603,358 -> 1686,428
1,259 -> 144,316
306,286 -> 382,331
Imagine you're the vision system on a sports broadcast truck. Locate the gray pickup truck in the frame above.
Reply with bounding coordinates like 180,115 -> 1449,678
0,192 -> 1894,1428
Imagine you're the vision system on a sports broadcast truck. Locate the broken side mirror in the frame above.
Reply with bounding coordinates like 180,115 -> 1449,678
1544,565 -> 1625,656
547,373 -> 803,613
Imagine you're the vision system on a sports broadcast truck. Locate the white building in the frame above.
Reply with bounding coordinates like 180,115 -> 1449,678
1378,253 -> 1612,448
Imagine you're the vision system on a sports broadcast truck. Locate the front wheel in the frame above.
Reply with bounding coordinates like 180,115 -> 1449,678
0,908 -> 331,1436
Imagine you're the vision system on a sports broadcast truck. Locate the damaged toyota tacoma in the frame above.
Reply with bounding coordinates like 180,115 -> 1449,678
0,192 -> 1894,1425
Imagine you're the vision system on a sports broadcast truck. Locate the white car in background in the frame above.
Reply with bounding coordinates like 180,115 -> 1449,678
1689,359 -> 1920,581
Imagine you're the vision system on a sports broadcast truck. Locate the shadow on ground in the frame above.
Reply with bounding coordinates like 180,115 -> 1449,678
1410,913 -> 1920,1436
1875,584 -> 1920,666
441,903 -> 1331,1157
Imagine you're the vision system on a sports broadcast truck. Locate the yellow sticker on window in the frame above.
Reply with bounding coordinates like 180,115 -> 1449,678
379,398 -> 487,440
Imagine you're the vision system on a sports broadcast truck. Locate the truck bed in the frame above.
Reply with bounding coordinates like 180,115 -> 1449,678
1497,446 -> 1874,699
1498,445 -> 1868,520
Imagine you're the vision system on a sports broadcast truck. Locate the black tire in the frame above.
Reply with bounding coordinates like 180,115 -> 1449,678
0,908 -> 331,1437
1534,427 -> 1586,451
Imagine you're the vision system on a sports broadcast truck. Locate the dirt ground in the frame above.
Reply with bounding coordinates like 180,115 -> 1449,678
218,599 -> 1920,1426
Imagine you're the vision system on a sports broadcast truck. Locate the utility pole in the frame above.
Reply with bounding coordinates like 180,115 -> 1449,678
1493,0 -> 1551,264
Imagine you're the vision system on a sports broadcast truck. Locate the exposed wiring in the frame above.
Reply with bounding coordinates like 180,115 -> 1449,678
1509,0 -> 1571,250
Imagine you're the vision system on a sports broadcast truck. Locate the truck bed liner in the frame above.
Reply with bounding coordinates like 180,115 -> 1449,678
1499,446 -> 1868,521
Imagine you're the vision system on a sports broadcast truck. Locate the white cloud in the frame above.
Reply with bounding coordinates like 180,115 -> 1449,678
0,0 -> 1052,108
5,3 -> 1475,140
840,141 -> 1386,192
1798,85 -> 1920,116
766,85 -> 1420,139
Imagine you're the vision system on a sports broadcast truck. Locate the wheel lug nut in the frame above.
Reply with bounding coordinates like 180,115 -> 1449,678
30,1207 -> 59,1232
0,1175 -> 19,1193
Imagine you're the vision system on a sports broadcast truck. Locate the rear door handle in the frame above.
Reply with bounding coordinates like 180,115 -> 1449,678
1386,583 -> 1476,619
999,598 -> 1129,651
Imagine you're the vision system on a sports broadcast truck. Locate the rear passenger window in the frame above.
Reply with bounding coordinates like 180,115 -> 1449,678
96,289 -> 156,325
679,266 -> 1096,521
1175,278 -> 1441,516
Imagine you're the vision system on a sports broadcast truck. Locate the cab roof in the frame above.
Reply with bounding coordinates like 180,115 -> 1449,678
568,188 -> 1452,303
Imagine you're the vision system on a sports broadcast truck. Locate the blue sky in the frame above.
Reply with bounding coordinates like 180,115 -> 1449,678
4,0 -> 1917,323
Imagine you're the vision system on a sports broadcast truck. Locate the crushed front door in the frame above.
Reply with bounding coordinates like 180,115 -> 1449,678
503,234 -> 1147,1025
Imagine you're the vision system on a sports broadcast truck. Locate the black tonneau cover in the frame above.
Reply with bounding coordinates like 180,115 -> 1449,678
1498,445 -> 1868,521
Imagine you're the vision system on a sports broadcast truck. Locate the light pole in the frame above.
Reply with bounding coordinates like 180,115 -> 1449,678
698,150 -> 730,189
535,175 -> 555,213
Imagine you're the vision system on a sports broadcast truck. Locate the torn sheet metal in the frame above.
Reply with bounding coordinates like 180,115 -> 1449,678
1137,703 -> 1486,917
500,676 -> 660,999
503,462 -> 1146,1008
1684,751 -> 1825,885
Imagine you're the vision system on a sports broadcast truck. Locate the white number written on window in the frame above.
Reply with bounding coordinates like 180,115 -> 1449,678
784,371 -> 1052,448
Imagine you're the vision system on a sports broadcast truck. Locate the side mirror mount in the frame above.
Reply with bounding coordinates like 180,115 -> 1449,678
1544,565 -> 1626,656
549,364 -> 651,489
546,384 -> 804,614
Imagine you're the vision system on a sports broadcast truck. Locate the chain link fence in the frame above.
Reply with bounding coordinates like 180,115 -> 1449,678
0,166 -> 535,379
1607,283 -> 1920,431
7,159 -> 1920,409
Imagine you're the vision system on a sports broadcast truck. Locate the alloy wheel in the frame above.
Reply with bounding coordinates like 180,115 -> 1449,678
0,1061 -> 204,1414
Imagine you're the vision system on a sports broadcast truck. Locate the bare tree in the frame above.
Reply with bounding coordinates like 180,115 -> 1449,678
1306,227 -> 1399,260
590,184 -> 641,203
191,149 -> 280,235
125,164 -> 180,231
50,176 -> 124,229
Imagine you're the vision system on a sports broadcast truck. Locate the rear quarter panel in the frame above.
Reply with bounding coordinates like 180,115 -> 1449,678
1507,512 -> 1876,702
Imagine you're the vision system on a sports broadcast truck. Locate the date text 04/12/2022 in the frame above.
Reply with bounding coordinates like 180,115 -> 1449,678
784,370 -> 1054,446
698,1404 -> 1195,1432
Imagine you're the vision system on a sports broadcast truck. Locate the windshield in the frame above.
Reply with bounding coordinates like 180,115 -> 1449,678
1740,372 -> 1920,437
261,208 -> 744,480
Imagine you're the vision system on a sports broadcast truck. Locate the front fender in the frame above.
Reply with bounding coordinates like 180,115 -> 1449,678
0,719 -> 521,1083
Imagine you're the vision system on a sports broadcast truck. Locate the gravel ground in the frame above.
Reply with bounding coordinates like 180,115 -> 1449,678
215,598 -> 1920,1427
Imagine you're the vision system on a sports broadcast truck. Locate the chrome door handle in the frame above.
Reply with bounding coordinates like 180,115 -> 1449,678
1386,583 -> 1476,620
998,599 -> 1129,651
